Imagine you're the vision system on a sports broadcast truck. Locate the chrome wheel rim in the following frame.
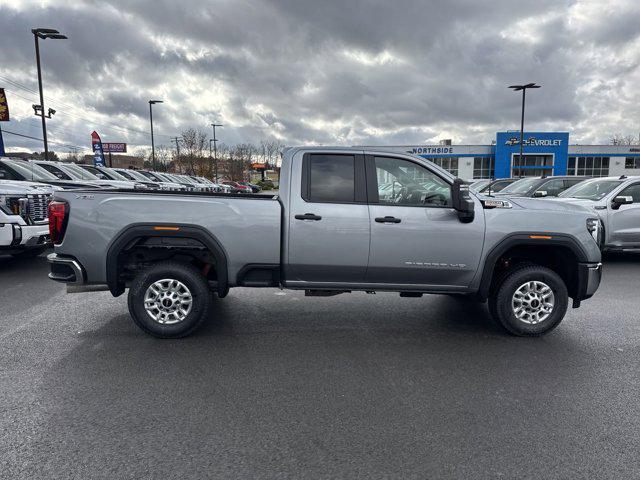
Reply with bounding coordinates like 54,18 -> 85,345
511,281 -> 555,325
144,279 -> 193,324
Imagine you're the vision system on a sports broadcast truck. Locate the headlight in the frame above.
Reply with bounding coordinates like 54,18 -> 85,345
586,218 -> 601,245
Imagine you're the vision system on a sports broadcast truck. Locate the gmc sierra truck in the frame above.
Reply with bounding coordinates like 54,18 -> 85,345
47,148 -> 602,338
1,180 -> 53,257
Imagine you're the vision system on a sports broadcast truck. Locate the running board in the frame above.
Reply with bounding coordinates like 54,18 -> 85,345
67,284 -> 110,293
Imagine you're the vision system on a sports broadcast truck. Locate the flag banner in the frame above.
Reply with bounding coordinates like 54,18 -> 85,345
91,131 -> 106,166
0,88 -> 9,121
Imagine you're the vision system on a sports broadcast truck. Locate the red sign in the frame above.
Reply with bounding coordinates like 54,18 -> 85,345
251,162 -> 267,170
0,88 -> 9,121
102,142 -> 127,153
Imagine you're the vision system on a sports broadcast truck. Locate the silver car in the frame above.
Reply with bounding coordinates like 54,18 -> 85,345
552,175 -> 640,251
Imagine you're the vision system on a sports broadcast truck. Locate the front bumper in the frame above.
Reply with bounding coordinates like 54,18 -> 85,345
0,223 -> 50,250
574,262 -> 602,306
47,253 -> 86,284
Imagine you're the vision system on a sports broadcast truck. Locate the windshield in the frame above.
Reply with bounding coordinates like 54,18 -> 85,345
101,168 -> 129,181
469,180 -> 490,192
558,178 -> 622,200
115,169 -> 144,181
499,178 -> 541,195
138,171 -> 160,181
4,159 -> 58,181
61,163 -> 100,180
80,165 -> 114,180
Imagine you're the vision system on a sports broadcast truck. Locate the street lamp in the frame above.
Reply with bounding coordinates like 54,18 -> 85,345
508,83 -> 541,177
211,123 -> 222,182
149,100 -> 163,170
32,27 -> 67,160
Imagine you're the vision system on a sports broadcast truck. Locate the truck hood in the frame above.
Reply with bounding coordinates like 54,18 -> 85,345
478,194 -> 593,214
544,197 -> 602,210
0,179 -> 56,195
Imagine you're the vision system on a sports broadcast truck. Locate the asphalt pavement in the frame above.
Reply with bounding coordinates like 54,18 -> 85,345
1,250 -> 640,479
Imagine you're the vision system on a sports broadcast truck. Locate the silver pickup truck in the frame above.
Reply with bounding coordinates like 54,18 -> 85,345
47,147 -> 602,338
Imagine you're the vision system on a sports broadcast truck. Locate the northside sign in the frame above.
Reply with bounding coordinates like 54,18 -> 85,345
410,146 -> 454,155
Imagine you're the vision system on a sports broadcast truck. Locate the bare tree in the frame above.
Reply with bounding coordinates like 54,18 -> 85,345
610,133 -> 638,145
180,128 -> 208,175
154,144 -> 171,171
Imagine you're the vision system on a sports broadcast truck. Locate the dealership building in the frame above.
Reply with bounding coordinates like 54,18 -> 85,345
374,131 -> 640,180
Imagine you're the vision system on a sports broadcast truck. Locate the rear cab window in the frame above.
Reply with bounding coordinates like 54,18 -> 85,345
302,154 -> 365,203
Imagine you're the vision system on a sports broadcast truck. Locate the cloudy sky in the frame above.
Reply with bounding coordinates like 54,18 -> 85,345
1,0 -> 640,154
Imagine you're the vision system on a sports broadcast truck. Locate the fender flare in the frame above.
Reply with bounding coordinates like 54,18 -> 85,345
105,223 -> 229,297
477,232 -> 589,300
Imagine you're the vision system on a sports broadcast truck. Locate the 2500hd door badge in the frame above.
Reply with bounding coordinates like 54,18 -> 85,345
404,261 -> 467,269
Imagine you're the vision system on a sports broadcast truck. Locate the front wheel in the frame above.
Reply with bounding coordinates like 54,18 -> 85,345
489,265 -> 568,336
127,261 -> 212,338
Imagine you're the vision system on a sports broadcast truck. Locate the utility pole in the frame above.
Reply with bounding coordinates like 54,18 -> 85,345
211,123 -> 222,182
508,83 -> 541,177
32,28 -> 67,160
148,100 -> 163,170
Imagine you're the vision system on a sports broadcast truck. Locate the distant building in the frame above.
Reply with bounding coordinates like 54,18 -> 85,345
361,131 -> 640,180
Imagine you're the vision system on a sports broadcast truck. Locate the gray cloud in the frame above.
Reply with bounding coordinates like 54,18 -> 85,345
1,0 -> 640,155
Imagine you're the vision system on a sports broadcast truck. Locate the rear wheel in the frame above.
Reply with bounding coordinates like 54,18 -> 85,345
127,261 -> 212,338
488,265 -> 568,336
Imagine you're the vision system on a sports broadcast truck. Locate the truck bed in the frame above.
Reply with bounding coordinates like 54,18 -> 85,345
54,189 -> 282,286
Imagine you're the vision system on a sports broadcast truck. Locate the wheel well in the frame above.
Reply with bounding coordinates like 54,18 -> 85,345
487,245 -> 580,299
106,226 -> 229,297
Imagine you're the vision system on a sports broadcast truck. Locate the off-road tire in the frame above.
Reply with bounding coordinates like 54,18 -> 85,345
488,265 -> 568,336
127,261 -> 212,338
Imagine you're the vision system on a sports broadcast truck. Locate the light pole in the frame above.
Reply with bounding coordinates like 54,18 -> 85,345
211,123 -> 222,182
508,83 -> 541,177
149,100 -> 163,171
32,28 -> 67,160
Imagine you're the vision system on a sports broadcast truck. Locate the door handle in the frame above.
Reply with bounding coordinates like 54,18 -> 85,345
375,216 -> 401,224
295,213 -> 322,221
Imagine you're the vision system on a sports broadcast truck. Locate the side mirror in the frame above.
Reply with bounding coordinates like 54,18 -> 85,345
612,195 -> 634,209
451,178 -> 475,223
533,190 -> 548,198
0,171 -> 5,179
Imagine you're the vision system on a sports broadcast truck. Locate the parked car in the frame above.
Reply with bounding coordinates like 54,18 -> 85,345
478,178 -> 519,195
238,181 -> 262,193
48,147 -> 601,339
109,168 -> 164,190
0,157 -> 103,190
134,171 -> 186,191
493,176 -> 588,198
551,175 -> 640,251
221,180 -> 252,193
470,178 -> 518,194
31,160 -> 145,190
0,180 -> 53,257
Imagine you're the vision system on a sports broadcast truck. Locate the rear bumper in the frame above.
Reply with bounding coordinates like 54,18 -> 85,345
575,262 -> 602,303
47,253 -> 86,284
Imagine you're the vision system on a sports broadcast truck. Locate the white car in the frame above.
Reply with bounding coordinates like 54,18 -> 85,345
0,180 -> 53,257
552,175 -> 640,251
32,160 -> 146,190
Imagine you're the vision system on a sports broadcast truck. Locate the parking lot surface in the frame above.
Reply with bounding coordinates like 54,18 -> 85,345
1,251 -> 639,479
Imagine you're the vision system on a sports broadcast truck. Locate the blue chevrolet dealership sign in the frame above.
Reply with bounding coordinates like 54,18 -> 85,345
495,131 -> 569,178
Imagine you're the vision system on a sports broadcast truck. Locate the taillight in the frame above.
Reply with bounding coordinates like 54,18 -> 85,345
48,201 -> 68,245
